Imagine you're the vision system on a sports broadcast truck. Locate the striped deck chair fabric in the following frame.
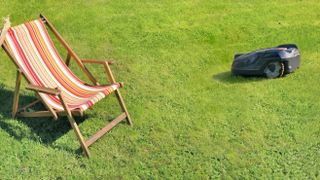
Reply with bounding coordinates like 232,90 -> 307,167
4,19 -> 120,111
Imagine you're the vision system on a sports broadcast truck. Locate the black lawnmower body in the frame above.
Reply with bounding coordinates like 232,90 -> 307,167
231,44 -> 300,78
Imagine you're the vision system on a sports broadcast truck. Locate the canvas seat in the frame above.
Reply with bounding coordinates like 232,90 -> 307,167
5,19 -> 121,111
0,15 -> 133,157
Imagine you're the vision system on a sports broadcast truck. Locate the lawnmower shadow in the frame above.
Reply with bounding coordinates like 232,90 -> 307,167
213,71 -> 266,84
0,84 -> 86,155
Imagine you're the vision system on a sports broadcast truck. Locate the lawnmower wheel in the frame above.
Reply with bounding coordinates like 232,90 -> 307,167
263,62 -> 284,79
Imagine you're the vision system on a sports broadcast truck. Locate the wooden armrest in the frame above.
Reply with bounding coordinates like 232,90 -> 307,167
81,59 -> 114,65
26,84 -> 60,96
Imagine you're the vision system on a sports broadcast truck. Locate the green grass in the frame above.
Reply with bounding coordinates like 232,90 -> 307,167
0,0 -> 320,178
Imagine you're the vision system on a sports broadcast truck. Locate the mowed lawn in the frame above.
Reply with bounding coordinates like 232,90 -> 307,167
0,0 -> 320,178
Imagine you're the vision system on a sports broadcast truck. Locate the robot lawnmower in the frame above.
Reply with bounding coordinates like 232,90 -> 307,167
231,44 -> 300,78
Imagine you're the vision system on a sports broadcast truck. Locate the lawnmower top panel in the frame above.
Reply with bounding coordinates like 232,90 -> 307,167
231,44 -> 300,78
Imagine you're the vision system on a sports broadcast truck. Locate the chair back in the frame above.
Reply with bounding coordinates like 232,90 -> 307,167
2,19 -> 118,111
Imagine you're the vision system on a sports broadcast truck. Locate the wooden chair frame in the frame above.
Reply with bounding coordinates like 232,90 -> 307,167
0,14 -> 133,157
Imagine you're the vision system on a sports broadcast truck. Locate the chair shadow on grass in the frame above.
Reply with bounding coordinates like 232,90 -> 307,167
213,71 -> 266,84
0,84 -> 86,155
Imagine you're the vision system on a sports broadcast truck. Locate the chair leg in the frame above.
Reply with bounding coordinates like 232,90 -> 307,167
114,89 -> 133,126
103,62 -> 133,125
58,93 -> 91,157
12,70 -> 22,118
66,115 -> 91,157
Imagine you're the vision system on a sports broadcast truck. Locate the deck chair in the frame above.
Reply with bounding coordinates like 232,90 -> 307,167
0,14 -> 133,157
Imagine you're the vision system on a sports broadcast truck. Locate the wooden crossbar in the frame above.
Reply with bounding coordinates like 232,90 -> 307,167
18,111 -> 55,118
17,110 -> 84,118
86,112 -> 127,147
18,99 -> 41,112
